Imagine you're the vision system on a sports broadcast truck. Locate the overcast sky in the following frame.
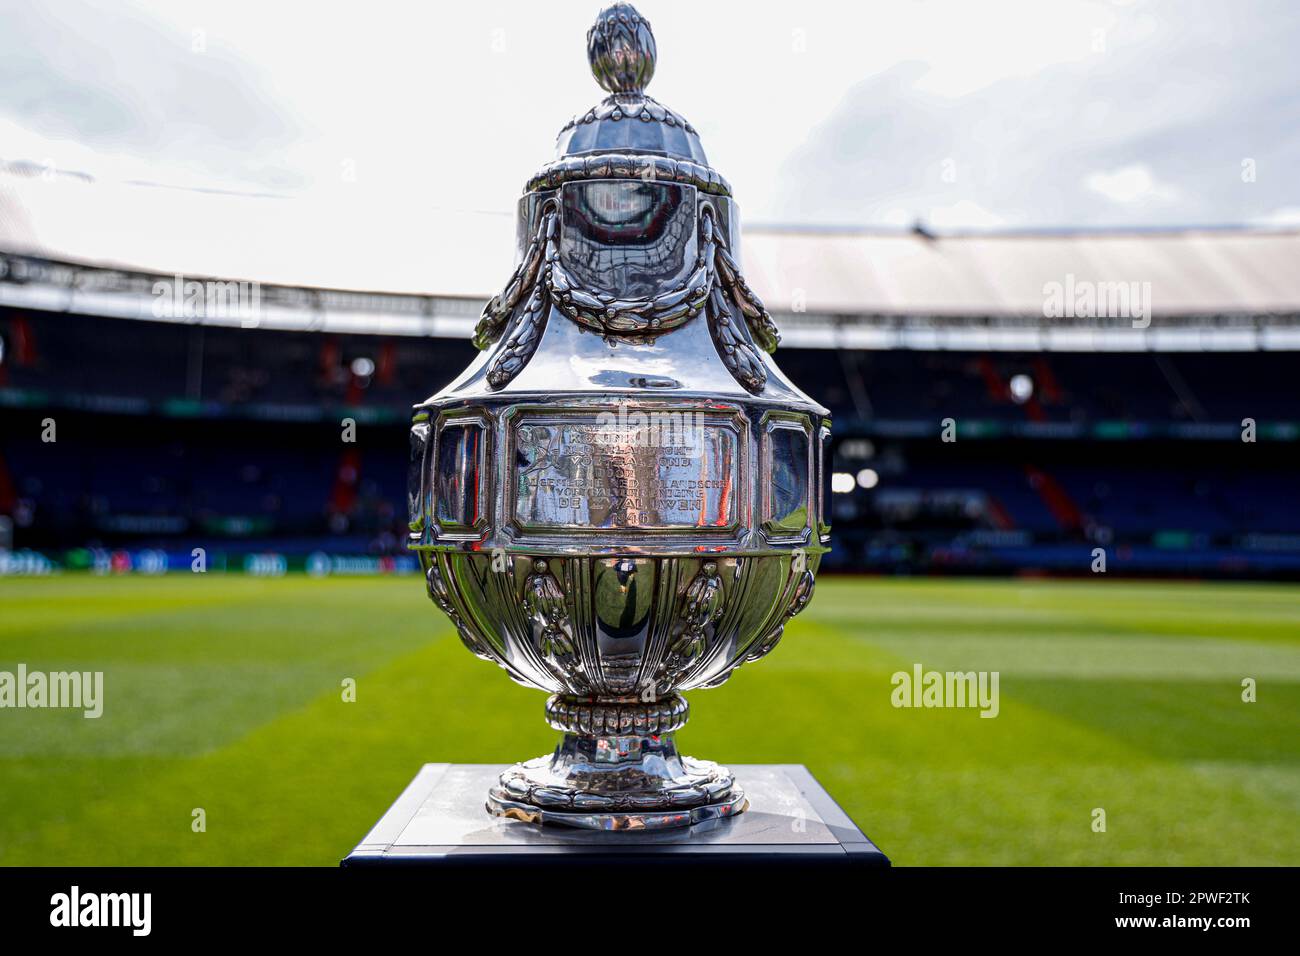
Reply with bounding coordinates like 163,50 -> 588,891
2,0 -> 1297,231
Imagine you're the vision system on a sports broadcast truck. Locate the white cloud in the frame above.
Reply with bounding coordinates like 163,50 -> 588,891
1,0 -> 1296,231
1251,206 -> 1300,227
1084,164 -> 1182,204
880,208 -> 913,227
925,200 -> 1010,231
904,1 -> 1124,98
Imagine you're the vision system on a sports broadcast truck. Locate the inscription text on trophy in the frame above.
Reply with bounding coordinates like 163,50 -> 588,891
511,410 -> 739,532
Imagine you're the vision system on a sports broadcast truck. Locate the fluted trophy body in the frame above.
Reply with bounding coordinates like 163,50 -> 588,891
410,3 -> 829,829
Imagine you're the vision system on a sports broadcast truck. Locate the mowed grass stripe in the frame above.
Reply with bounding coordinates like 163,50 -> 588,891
812,579 -> 1300,643
0,577 -> 438,663
3,633 -> 539,865
853,634 -> 1300,680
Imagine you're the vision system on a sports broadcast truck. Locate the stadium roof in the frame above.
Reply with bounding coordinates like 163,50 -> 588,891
3,164 -> 1299,350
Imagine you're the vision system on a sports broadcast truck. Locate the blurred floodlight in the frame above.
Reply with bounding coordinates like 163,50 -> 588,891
839,438 -> 875,460
856,468 -> 879,489
1009,373 -> 1034,404
831,472 -> 856,494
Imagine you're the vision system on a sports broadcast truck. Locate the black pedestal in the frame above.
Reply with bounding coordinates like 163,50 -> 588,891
343,763 -> 889,868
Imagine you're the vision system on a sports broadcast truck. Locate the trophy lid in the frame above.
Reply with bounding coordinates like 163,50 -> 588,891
532,3 -> 726,195
555,4 -> 708,166
438,2 -> 824,415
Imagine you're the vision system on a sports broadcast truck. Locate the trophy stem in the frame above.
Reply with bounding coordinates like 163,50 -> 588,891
486,694 -> 748,830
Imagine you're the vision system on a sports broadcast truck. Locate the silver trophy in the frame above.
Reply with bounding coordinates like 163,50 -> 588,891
410,2 -> 829,830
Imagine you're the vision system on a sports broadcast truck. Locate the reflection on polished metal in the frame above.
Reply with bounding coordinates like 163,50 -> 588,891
409,2 -> 831,830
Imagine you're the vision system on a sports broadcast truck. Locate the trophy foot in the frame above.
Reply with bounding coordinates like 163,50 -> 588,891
485,694 -> 748,830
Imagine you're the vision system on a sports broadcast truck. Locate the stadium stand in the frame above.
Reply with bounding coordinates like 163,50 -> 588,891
2,167 -> 1298,577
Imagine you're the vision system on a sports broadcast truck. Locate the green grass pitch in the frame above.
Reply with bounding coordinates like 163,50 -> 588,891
0,574 -> 1296,865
